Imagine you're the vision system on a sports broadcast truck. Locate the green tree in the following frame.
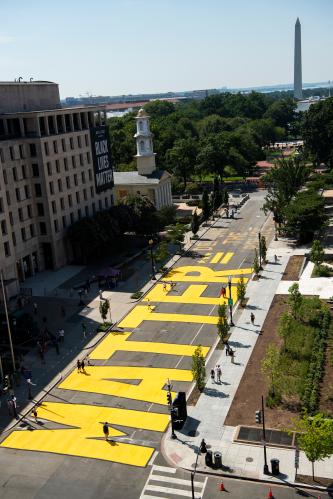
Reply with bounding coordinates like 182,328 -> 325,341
166,222 -> 188,253
302,97 -> 333,167
291,413 -> 333,480
166,137 -> 197,188
217,304 -> 230,343
283,190 -> 326,243
309,239 -> 325,267
201,190 -> 211,221
237,275 -> 246,307
191,210 -> 200,236
99,300 -> 110,323
191,345 -> 206,392
264,98 -> 296,130
288,283 -> 303,319
253,248 -> 260,276
261,343 -> 282,398
260,235 -> 267,263
154,241 -> 169,267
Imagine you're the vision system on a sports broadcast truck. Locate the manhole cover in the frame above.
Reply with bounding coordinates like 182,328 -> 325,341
246,457 -> 253,462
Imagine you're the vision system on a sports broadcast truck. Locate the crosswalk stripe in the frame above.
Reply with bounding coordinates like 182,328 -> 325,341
151,465 -> 176,474
210,252 -> 223,264
220,252 -> 233,264
150,474 -> 204,487
144,485 -> 194,497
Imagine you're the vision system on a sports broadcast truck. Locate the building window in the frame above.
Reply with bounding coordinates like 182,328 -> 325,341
19,145 -> 25,159
85,206 -> 89,217
85,134 -> 89,146
29,144 -> 37,157
49,181 -> 54,195
22,164 -> 27,178
62,215 -> 67,228
79,153 -> 84,166
13,167 -> 18,181
9,212 -> 13,225
57,178 -> 63,192
66,176 -> 70,188
74,174 -> 78,186
39,222 -> 47,235
98,199 -> 102,210
9,146 -> 14,160
53,140 -> 58,154
72,155 -> 76,168
77,208 -> 82,219
87,152 -> 91,164
60,197 -> 65,210
18,208 -> 23,221
12,232 -> 16,247
92,202 -> 96,213
1,220 -> 7,235
4,241 -> 10,257
37,203 -> 44,216
47,162 -> 52,175
55,159 -> 60,173
3,170 -> 7,185
90,186 -> 94,197
32,163 -> 39,177
110,194 -> 114,205
54,219 -> 59,232
24,185 -> 30,199
64,157 -> 68,171
52,201 -> 57,214
68,194 -> 72,207
34,184 -> 42,197
78,136 -> 82,148
30,224 -> 35,238
81,171 -> 85,183
70,137 -> 74,150
6,191 -> 11,205
76,191 -> 80,203
44,142 -> 49,155
21,227 -> 26,241
15,188 -> 21,202
88,169 -> 92,181
0,198 -> 3,213
0,148 -> 4,162
105,197 -> 108,208
83,188 -> 87,201
27,205 -> 32,218
62,138 -> 66,152
70,212 -> 74,224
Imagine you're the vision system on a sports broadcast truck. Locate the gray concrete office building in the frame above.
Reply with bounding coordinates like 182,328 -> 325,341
294,17 -> 303,100
0,81 -> 113,298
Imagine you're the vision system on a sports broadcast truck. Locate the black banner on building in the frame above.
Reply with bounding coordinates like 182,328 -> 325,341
90,125 -> 114,193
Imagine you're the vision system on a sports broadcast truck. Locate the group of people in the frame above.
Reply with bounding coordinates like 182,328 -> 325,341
211,365 -> 222,383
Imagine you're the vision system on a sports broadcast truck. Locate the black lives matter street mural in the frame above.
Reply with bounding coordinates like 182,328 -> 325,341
90,125 -> 114,193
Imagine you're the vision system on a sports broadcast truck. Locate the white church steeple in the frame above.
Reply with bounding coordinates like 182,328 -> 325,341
134,108 -> 156,175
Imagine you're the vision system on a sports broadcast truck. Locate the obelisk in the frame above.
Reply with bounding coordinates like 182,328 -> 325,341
294,18 -> 303,100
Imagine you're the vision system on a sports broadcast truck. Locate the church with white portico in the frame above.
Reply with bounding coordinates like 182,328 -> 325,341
113,108 -> 173,209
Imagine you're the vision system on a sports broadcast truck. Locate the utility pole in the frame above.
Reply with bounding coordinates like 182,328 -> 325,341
262,395 -> 269,475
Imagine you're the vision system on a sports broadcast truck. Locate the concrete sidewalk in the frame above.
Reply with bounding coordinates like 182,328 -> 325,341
162,242 -> 333,485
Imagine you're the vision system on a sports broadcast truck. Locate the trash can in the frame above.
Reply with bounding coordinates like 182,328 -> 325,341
205,450 -> 213,467
214,451 -> 222,469
270,458 -> 280,476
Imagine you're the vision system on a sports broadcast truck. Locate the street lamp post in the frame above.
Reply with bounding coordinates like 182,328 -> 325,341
258,232 -> 262,269
149,239 -> 156,280
228,275 -> 234,326
262,395 -> 270,475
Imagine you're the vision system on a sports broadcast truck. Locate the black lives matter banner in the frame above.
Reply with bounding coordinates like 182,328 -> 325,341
90,125 -> 114,193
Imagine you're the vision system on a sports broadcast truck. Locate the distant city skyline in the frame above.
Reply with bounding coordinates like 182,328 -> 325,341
0,0 -> 332,98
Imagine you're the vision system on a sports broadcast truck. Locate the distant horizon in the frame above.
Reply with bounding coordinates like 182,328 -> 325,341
1,0 -> 332,97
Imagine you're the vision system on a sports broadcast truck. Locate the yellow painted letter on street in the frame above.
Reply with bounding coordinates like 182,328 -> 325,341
162,265 -> 251,283
90,331 -> 209,360
0,402 -> 169,467
144,283 -> 236,306
59,366 -> 193,405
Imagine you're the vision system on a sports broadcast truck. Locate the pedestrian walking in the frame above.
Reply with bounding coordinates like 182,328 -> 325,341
82,323 -> 87,339
80,359 -> 85,373
274,254 -> 278,263
103,422 -> 109,441
32,408 -> 38,423
33,302 -> 38,314
250,313 -> 255,325
99,289 -> 103,300
147,300 -> 153,311
10,395 -> 18,419
216,365 -> 222,383
59,329 -> 65,343
230,349 -> 235,364
163,282 -> 167,292
225,343 -> 230,356
77,359 -> 81,373
210,368 -> 215,383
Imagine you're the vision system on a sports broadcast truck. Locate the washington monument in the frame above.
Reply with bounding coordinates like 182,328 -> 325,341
294,17 -> 303,100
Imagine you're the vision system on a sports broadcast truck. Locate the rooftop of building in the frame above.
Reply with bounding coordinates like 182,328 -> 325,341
114,170 -> 170,185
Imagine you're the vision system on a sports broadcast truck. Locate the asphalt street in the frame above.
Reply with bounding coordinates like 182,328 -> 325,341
0,191 -> 309,499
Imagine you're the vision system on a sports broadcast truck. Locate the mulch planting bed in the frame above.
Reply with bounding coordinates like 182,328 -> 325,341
281,255 -> 305,281
296,474 -> 333,488
225,294 -> 333,429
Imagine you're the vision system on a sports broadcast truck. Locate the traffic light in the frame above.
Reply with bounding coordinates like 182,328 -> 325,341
167,391 -> 172,406
255,410 -> 262,424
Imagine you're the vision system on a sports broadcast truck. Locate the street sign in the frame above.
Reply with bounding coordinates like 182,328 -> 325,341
295,448 -> 300,469
228,298 -> 233,306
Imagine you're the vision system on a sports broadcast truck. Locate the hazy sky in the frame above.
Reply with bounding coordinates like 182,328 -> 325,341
1,0 -> 332,98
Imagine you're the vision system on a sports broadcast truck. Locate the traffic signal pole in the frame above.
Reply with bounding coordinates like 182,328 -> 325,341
262,395 -> 269,475
167,379 -> 177,439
